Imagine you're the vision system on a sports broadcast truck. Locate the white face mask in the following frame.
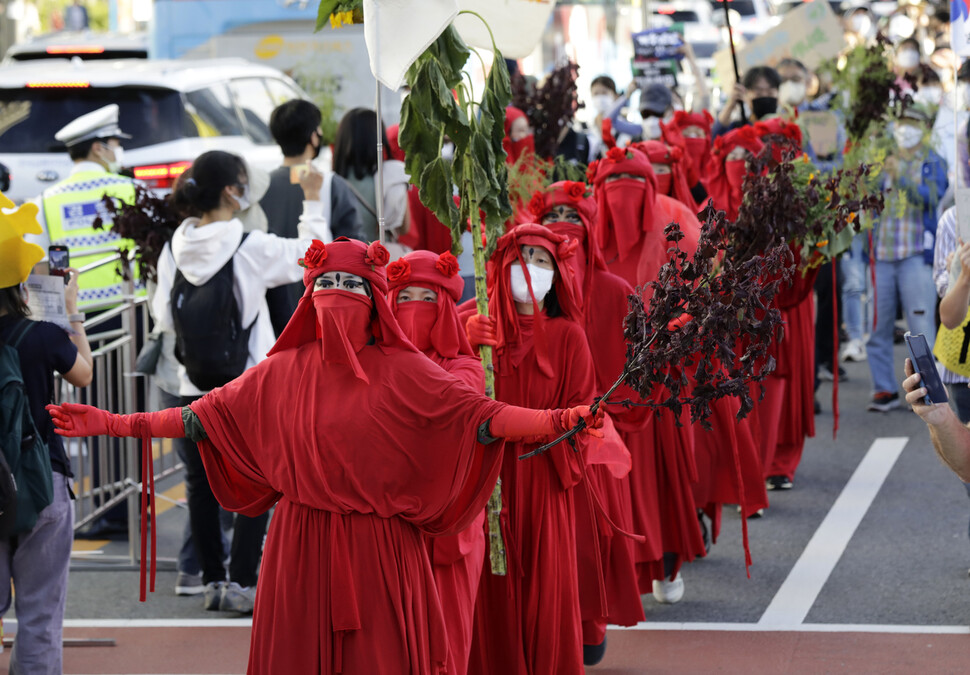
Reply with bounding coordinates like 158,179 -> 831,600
851,14 -> 872,36
105,144 -> 123,173
593,94 -> 614,115
896,50 -> 919,69
510,263 -> 555,304
894,123 -> 923,150
642,116 -> 662,140
233,183 -> 252,212
914,86 -> 943,107
779,80 -> 807,107
441,142 -> 455,162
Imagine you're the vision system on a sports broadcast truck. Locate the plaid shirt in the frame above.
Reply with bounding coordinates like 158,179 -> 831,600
932,206 -> 967,385
875,156 -> 927,262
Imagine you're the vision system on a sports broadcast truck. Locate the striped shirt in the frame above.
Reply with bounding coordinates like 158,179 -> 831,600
932,206 -> 968,385
875,157 -> 926,261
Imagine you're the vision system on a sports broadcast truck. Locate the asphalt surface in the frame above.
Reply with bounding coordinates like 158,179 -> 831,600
5,340 -> 970,673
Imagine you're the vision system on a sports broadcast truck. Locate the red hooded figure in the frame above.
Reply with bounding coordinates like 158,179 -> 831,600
703,126 -> 765,222
590,146 -> 702,290
663,109 -> 715,187
535,183 -> 649,643
467,224 -> 595,675
45,239 -> 607,675
388,250 -> 483,675
503,106 -> 536,166
634,140 -> 701,212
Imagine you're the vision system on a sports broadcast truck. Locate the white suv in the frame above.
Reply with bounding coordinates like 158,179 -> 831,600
0,58 -> 307,202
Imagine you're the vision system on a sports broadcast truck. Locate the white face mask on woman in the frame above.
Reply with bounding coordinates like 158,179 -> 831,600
779,80 -> 807,107
893,123 -> 924,150
592,94 -> 614,115
233,183 -> 252,213
510,264 -> 554,304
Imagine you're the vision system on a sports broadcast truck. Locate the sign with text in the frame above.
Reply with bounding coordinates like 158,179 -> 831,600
713,1 -> 844,85
632,28 -> 685,62
633,59 -> 678,89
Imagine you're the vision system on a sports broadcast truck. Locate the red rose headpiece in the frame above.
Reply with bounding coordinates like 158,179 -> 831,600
271,238 -> 417,379
388,250 -> 472,358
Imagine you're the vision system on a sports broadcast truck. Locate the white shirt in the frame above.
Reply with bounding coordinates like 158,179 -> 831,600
152,202 -> 331,396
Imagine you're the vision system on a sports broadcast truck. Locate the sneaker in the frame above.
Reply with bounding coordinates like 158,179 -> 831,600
817,364 -> 848,382
840,338 -> 867,362
220,581 -> 256,614
867,391 -> 900,412
175,571 -> 205,596
583,636 -> 608,666
766,475 -> 793,491
736,505 -> 766,518
203,581 -> 226,611
652,575 -> 685,604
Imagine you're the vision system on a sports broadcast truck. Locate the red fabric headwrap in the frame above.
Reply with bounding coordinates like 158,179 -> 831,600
530,181 -> 605,314
591,147 -> 658,264
269,238 -> 417,381
664,110 -> 714,186
703,126 -> 765,222
633,140 -> 700,212
503,106 -> 535,165
387,250 -> 474,359
753,118 -> 804,163
487,224 -> 581,378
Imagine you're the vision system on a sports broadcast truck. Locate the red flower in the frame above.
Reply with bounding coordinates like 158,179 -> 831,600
299,239 -> 327,269
387,259 -> 411,283
364,241 -> 390,267
586,160 -> 600,184
564,181 -> 586,202
606,146 -> 627,163
668,145 -> 683,162
527,192 -> 547,218
558,237 -> 579,260
435,252 -> 460,278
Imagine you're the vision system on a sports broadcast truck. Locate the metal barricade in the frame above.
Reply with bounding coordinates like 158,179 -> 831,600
55,247 -> 182,568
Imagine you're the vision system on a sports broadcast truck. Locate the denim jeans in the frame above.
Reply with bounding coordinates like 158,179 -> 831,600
866,255 -> 938,394
841,232 -> 868,343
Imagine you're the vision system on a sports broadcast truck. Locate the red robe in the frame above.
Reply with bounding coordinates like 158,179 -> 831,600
189,343 -> 507,675
468,315 -> 593,675
426,353 -> 489,675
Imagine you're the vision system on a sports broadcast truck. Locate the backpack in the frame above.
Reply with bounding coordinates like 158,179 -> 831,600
0,320 -> 55,537
171,234 -> 255,391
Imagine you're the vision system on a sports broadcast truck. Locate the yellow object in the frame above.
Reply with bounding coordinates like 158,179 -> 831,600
934,316 -> 970,378
0,190 -> 45,288
41,170 -> 138,309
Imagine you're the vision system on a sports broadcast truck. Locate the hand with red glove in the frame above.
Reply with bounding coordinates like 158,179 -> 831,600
487,403 -> 605,442
46,403 -> 186,439
559,405 -> 605,439
465,313 -> 498,349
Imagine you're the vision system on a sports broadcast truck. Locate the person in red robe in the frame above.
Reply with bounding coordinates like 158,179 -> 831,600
590,146 -> 707,599
47,238 -> 603,675
462,224 -> 599,675
633,139 -> 702,212
753,119 -> 817,490
702,125 -> 764,222
663,109 -> 716,190
503,106 -> 536,166
528,182 -> 646,663
387,249 -> 486,675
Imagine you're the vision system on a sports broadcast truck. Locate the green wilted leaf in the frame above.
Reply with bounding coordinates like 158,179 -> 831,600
315,0 -> 342,31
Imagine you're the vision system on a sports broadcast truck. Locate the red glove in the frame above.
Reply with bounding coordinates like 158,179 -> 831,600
489,404 -> 604,441
46,403 -> 185,439
466,313 -> 498,348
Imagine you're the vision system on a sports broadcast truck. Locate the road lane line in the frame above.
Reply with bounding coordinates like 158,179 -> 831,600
758,436 -> 909,627
614,622 -> 969,634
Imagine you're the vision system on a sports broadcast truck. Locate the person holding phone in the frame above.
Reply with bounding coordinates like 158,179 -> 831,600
904,360 -> 970,482
0,224 -> 92,674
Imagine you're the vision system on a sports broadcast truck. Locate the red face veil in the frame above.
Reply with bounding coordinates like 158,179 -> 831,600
503,106 -> 535,165
663,109 -> 715,185
387,250 -> 474,359
633,139 -> 700,211
269,238 -> 416,382
703,126 -> 765,222
591,147 -> 658,264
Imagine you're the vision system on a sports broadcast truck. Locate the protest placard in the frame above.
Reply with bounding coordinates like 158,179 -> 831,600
713,1 -> 843,84
25,274 -> 72,333
799,110 -> 839,158
632,28 -> 684,62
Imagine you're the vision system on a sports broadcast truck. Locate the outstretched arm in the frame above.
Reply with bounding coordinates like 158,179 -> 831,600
46,403 -> 198,440
479,405 -> 604,443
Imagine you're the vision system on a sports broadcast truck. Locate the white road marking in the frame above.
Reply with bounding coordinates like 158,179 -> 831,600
614,622 -> 968,634
758,436 -> 909,627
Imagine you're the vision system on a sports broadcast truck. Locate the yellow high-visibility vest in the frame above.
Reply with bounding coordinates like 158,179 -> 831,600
42,169 -> 139,310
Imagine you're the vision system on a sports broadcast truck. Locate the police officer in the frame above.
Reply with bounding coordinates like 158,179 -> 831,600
28,103 -> 137,311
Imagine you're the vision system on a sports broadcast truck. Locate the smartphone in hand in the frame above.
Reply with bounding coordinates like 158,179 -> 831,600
48,245 -> 70,285
905,332 -> 948,405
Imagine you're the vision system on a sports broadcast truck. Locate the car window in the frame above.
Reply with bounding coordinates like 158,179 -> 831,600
265,78 -> 302,107
184,84 -> 243,138
0,87 -> 185,152
227,78 -> 275,144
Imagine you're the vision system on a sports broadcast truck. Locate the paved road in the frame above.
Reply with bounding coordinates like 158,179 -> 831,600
3,342 -> 968,673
